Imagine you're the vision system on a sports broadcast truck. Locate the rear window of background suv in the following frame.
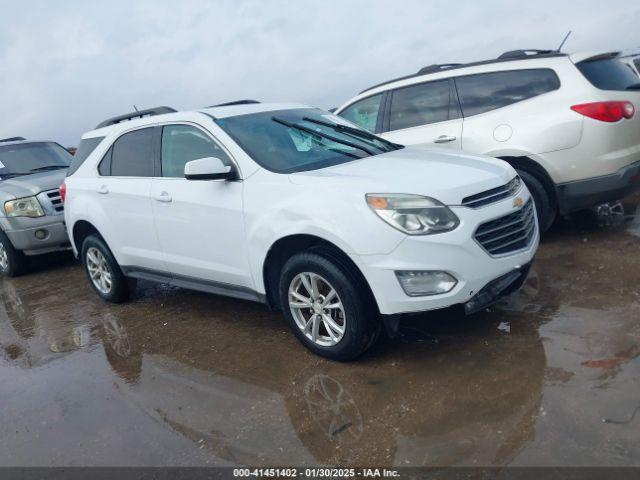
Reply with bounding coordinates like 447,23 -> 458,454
67,136 -> 104,176
576,58 -> 639,91
454,69 -> 560,117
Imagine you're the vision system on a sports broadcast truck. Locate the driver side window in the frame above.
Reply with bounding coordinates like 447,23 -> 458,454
161,125 -> 231,178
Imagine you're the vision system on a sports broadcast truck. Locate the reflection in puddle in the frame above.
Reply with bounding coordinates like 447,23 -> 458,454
304,374 -> 363,440
626,203 -> 640,238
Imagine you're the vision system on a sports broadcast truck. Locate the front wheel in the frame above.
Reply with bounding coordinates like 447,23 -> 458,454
0,230 -> 27,277
81,234 -> 132,303
279,252 -> 380,361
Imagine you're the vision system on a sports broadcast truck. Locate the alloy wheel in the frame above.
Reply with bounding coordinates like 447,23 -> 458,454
288,272 -> 346,347
86,247 -> 113,294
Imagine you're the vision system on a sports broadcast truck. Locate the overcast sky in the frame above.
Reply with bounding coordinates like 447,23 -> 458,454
1,0 -> 638,146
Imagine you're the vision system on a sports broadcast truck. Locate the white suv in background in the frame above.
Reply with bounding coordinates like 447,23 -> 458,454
336,50 -> 640,231
63,102 -> 538,360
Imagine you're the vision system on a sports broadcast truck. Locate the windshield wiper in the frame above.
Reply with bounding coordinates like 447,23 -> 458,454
302,116 -> 400,152
29,165 -> 67,173
626,83 -> 640,90
272,117 -> 375,156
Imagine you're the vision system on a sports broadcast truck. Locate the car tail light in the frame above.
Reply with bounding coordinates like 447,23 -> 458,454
571,101 -> 635,122
60,182 -> 67,203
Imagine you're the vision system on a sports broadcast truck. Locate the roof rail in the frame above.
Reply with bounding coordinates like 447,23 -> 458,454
0,136 -> 26,143
207,99 -> 260,108
95,106 -> 177,129
358,50 -> 567,95
497,49 -> 554,59
417,63 -> 463,75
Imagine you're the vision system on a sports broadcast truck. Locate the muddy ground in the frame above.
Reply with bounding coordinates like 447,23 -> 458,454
1,202 -> 639,467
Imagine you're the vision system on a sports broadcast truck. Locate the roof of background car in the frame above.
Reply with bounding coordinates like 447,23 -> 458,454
569,51 -> 620,63
82,102 -> 313,139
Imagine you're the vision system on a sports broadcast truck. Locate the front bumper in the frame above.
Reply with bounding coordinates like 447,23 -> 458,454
463,262 -> 531,314
556,160 -> 640,214
1,215 -> 71,255
351,190 -> 539,316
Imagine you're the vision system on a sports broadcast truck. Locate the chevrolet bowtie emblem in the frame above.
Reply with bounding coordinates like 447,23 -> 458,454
513,196 -> 524,208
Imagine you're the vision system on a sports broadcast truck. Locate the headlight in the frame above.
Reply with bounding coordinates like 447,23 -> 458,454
366,194 -> 459,235
4,196 -> 45,218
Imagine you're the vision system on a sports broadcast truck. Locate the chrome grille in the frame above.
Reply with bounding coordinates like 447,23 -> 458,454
44,189 -> 64,213
462,176 -> 522,208
474,199 -> 536,256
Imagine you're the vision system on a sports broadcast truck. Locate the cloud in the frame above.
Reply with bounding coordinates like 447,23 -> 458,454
0,0 -> 638,145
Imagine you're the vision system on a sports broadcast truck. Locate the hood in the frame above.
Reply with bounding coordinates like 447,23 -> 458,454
289,145 -> 514,206
0,169 -> 67,200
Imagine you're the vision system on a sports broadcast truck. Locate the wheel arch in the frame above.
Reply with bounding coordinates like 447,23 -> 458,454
498,155 -> 559,209
71,220 -> 106,255
262,234 -> 378,313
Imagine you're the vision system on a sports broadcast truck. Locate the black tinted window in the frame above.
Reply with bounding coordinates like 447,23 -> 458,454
161,125 -> 231,178
577,58 -> 639,90
339,94 -> 383,132
389,80 -> 450,130
455,69 -> 560,117
68,137 -> 104,176
110,128 -> 155,177
634,59 -> 640,76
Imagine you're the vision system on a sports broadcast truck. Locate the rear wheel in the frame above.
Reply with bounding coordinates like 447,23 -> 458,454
516,169 -> 556,233
0,230 -> 27,277
279,252 -> 379,361
81,234 -> 132,303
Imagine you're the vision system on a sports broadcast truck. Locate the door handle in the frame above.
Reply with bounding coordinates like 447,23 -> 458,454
154,191 -> 172,203
97,185 -> 109,194
433,135 -> 457,144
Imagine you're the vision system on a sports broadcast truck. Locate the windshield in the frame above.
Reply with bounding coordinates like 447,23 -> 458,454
0,142 -> 71,179
215,108 -> 400,173
576,57 -> 640,91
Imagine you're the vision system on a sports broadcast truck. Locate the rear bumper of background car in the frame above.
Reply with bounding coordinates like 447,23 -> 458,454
556,160 -> 640,214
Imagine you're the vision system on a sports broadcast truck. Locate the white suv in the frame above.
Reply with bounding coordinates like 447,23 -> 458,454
336,50 -> 640,231
63,102 -> 538,360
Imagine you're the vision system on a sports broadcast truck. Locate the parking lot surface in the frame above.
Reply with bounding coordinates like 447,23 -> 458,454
1,202 -> 640,467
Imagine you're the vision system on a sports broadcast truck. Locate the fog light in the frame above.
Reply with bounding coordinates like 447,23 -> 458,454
395,270 -> 457,296
34,229 -> 48,240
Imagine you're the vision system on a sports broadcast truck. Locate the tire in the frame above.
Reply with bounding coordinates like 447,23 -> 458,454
279,251 -> 380,361
0,230 -> 27,277
516,169 -> 556,233
81,234 -> 131,303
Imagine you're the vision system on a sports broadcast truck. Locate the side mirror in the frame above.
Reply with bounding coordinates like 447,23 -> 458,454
184,157 -> 234,180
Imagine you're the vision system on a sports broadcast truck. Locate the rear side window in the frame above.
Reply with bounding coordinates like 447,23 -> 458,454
67,137 -> 104,176
388,80 -> 451,130
576,58 -> 639,90
161,125 -> 231,178
455,69 -> 560,117
98,147 -> 112,176
108,128 -> 155,177
339,93 -> 383,132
